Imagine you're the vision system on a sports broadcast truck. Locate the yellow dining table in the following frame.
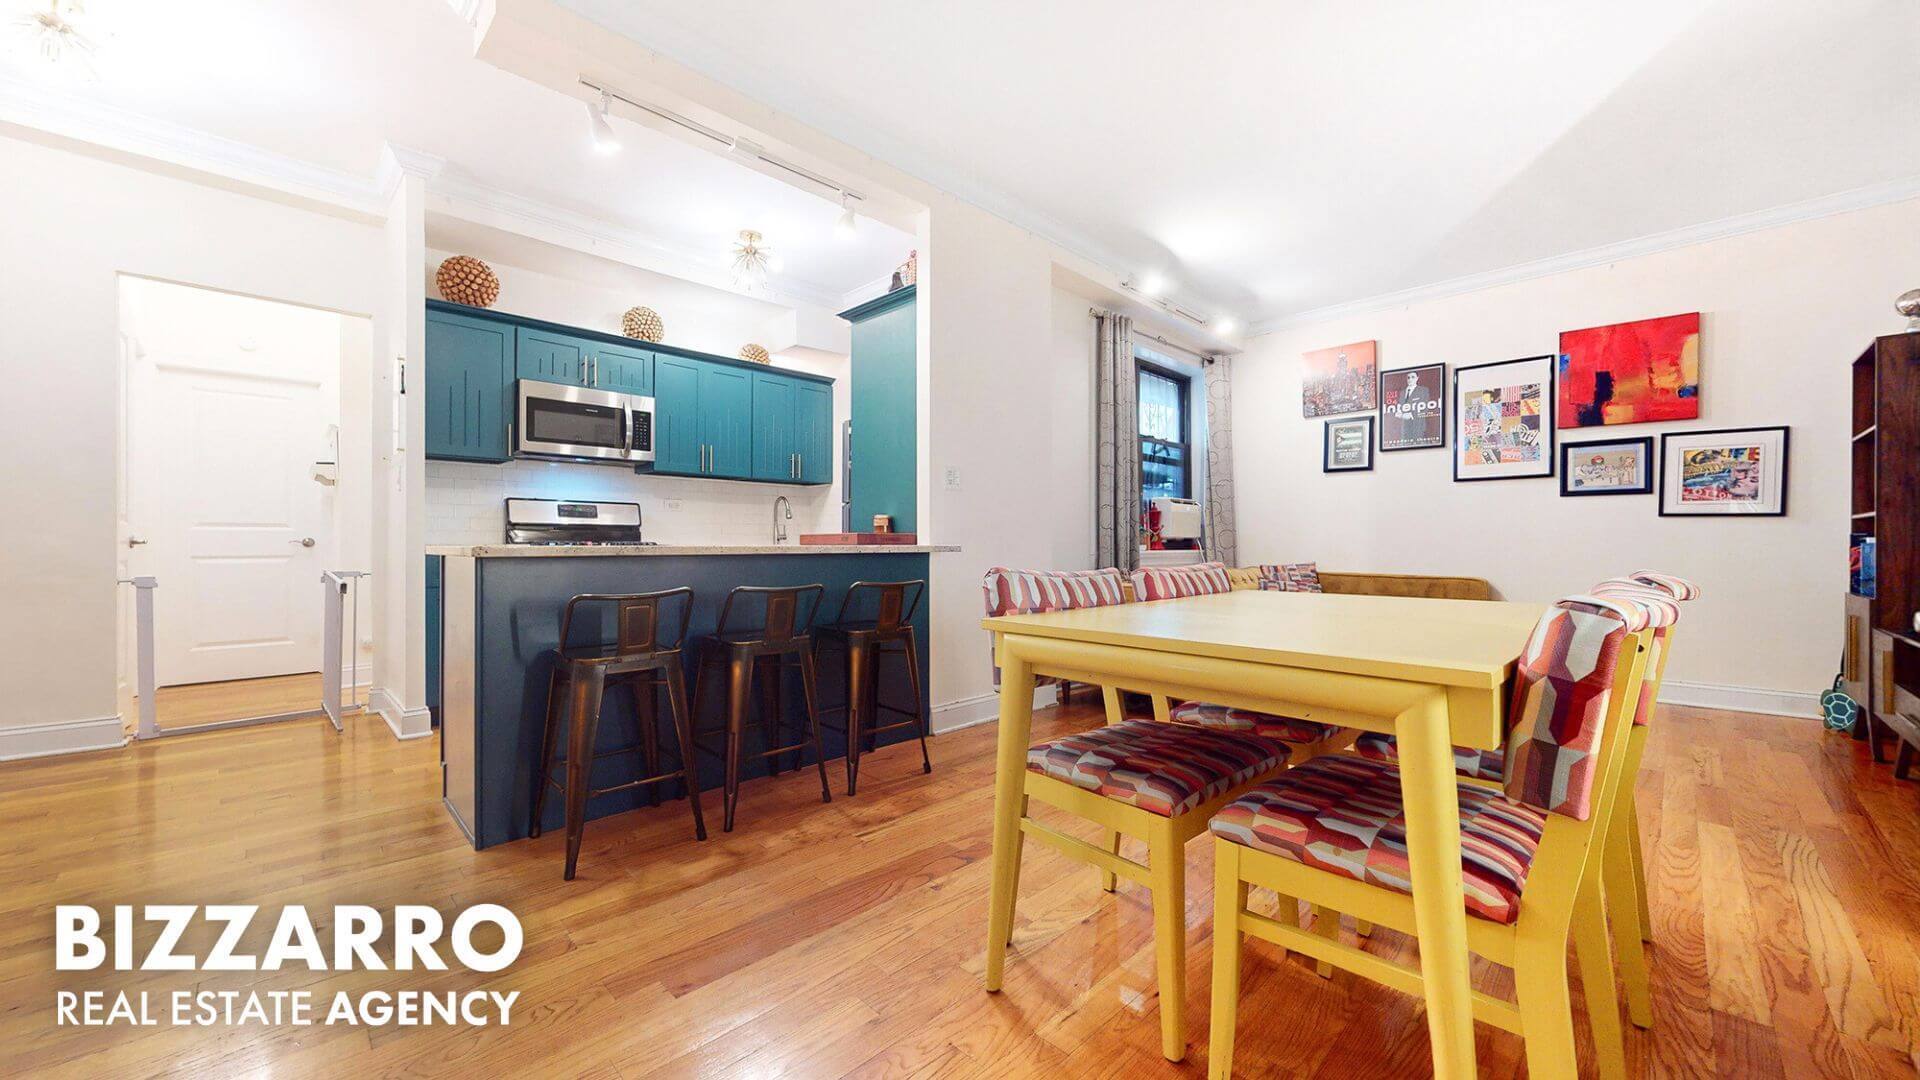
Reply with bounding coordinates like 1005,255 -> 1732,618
981,588 -> 1546,1078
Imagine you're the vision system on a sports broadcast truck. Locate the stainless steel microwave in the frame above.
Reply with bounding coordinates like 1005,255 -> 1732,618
516,381 -> 655,464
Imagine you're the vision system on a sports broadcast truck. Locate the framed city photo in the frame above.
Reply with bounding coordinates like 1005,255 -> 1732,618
1452,355 -> 1555,482
1559,436 -> 1653,496
1323,416 -> 1374,472
1378,363 -> 1446,451
1659,426 -> 1789,517
1302,339 -> 1378,417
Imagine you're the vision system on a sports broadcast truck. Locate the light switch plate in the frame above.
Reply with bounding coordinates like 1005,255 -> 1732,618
944,467 -> 962,491
664,499 -> 683,511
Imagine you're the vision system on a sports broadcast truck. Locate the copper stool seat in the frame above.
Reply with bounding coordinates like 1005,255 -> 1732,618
690,584 -> 832,831
530,588 -> 704,880
814,579 -> 931,795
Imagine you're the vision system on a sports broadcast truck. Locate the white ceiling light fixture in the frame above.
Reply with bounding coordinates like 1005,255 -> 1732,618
1137,273 -> 1172,298
731,229 -> 776,289
586,90 -> 621,155
1214,317 -> 1238,336
12,0 -> 102,77
835,192 -> 858,240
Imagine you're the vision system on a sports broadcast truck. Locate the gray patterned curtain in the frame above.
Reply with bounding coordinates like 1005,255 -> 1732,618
1201,354 -> 1238,565
1094,311 -> 1139,572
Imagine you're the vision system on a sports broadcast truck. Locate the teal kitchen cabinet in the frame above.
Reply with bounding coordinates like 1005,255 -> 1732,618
425,308 -> 513,462
840,286 -> 916,530
591,341 -> 654,396
795,381 -> 833,485
751,372 -> 797,481
652,355 -> 704,475
515,327 -> 588,385
701,364 -> 753,479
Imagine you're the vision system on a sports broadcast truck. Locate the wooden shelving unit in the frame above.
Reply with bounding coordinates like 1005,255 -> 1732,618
1846,333 -> 1920,775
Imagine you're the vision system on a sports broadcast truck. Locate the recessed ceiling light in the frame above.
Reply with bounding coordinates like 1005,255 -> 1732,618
586,91 -> 620,155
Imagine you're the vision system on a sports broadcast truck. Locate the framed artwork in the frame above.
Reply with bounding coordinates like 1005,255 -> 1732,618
1659,426 -> 1789,517
1302,339 -> 1377,418
1559,436 -> 1653,496
1378,363 -> 1446,451
1452,355 -> 1554,482
1323,416 -> 1374,472
1557,312 -> 1701,428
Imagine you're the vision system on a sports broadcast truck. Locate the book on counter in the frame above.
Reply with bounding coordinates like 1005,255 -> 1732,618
1851,532 -> 1876,597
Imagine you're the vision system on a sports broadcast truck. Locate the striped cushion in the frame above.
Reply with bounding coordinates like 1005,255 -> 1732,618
1209,755 -> 1545,924
1627,569 -> 1701,601
1130,562 -> 1233,601
1502,600 -> 1633,819
1026,720 -> 1289,817
982,567 -> 1128,616
1255,563 -> 1323,592
1170,701 -> 1342,745
1350,731 -> 1506,782
1590,579 -> 1686,727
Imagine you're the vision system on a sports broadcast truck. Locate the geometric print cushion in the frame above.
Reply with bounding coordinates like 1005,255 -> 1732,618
1501,601 -> 1632,820
1169,701 -> 1343,746
1130,562 -> 1233,602
1208,755 -> 1546,925
1026,719 -> 1290,818
1588,579 -> 1686,728
1349,731 -> 1507,782
1255,562 -> 1324,592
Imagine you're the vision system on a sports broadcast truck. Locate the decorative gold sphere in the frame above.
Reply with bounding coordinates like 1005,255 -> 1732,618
435,255 -> 499,308
739,343 -> 771,364
621,306 -> 664,342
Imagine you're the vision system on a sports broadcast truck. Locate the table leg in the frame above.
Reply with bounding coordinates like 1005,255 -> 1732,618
985,648 -> 1036,992
1395,690 -> 1477,1078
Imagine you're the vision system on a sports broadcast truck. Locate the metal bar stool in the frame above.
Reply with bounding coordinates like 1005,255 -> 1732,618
814,579 -> 930,795
530,587 -> 703,881
690,584 -> 831,831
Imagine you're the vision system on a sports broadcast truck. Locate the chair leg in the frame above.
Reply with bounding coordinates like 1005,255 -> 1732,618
902,629 -> 932,775
561,665 -> 607,881
799,647 -> 832,804
1148,826 -> 1188,1062
1207,839 -> 1246,1080
1151,694 -> 1173,723
1006,794 -> 1028,946
530,667 -> 564,839
637,675 -> 661,807
1628,790 -> 1652,943
722,654 -> 750,833
664,662 -> 705,841
1101,685 -> 1125,726
1311,905 -> 1340,979
1355,919 -> 1375,938
1574,874 -> 1629,1080
1606,806 -> 1653,1028
844,638 -> 868,794
1897,739 -> 1916,780
1099,829 -> 1122,893
756,655 -> 783,777
1513,920 -> 1579,1080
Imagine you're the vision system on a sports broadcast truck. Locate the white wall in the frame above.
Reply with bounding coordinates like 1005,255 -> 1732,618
0,133 -> 383,760
1235,197 -> 1920,711
421,248 -> 849,545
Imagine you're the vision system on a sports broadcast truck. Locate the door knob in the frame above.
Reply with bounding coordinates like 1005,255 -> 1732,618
291,537 -> 316,548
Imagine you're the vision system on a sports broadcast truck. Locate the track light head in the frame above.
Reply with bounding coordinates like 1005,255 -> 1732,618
587,91 -> 620,155
835,192 -> 857,240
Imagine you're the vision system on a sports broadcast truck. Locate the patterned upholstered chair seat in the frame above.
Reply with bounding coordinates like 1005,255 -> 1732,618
1169,701 -> 1341,746
1349,731 -> 1507,782
1209,755 -> 1546,924
1027,720 -> 1290,818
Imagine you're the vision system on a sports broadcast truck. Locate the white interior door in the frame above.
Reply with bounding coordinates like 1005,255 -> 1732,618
125,284 -> 339,688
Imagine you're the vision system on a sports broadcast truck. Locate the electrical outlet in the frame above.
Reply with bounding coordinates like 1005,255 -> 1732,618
944,467 -> 962,491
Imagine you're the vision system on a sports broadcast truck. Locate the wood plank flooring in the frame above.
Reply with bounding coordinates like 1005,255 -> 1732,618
2,699 -> 1918,1077
143,672 -> 327,730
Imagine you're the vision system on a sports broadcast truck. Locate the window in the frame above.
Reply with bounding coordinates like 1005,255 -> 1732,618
1137,361 -> 1191,504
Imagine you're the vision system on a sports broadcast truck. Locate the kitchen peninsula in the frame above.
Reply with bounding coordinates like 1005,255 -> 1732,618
429,542 -> 953,848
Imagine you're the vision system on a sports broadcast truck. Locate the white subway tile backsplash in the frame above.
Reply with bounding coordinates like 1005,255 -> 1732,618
426,459 -> 842,547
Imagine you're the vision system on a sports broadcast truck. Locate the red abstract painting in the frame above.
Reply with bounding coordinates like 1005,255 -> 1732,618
1557,312 -> 1700,428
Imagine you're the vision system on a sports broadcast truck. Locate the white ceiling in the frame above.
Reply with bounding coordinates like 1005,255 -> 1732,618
0,0 -> 914,303
558,0 -> 1920,326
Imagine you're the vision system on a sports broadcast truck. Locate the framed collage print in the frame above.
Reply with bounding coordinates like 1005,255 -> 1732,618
1452,355 -> 1554,482
1658,426 -> 1789,516
1559,436 -> 1653,496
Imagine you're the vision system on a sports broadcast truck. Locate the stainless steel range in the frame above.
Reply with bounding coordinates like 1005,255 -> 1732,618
504,498 -> 650,546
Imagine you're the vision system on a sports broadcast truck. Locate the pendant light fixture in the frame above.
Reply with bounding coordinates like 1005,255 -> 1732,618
731,230 -> 775,289
586,90 -> 621,155
13,0 -> 102,77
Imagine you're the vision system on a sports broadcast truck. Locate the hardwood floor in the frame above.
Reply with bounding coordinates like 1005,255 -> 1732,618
3,699 -> 1918,1077
142,672 -> 328,730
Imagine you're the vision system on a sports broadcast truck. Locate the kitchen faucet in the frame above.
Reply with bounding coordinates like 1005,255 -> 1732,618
772,495 -> 792,544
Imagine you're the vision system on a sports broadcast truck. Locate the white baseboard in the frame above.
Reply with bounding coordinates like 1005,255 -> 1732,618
931,685 -> 1060,735
369,687 -> 434,741
1659,680 -> 1819,719
0,715 -> 128,762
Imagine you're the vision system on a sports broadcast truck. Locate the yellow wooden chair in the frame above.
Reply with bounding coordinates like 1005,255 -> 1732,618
982,565 -> 1298,1062
1206,593 -> 1665,1080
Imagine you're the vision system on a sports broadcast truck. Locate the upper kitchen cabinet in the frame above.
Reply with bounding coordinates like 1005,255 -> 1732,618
840,286 -> 916,529
700,364 -> 753,479
651,355 -> 704,475
591,341 -> 654,396
751,371 -> 797,481
424,308 -> 513,463
796,380 -> 833,484
651,355 -> 753,479
515,327 -> 588,385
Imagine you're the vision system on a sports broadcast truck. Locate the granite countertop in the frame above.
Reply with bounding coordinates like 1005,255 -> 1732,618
426,543 -> 960,558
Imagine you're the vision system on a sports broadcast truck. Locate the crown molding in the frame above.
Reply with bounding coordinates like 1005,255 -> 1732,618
443,0 -> 489,28
376,143 -> 447,197
1249,174 -> 1920,337
0,73 -> 384,216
